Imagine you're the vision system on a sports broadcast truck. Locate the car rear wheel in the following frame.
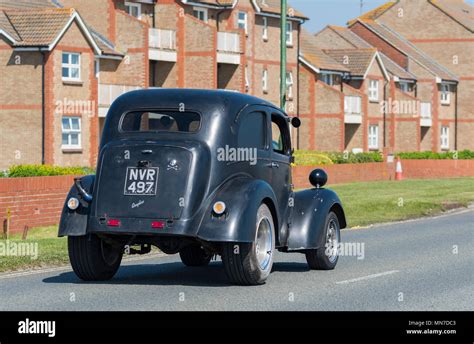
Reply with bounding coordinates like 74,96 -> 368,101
221,204 -> 275,285
68,234 -> 123,281
305,211 -> 340,270
179,245 -> 212,266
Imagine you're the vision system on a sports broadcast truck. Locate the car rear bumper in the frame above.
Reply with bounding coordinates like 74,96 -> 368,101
88,216 -> 197,237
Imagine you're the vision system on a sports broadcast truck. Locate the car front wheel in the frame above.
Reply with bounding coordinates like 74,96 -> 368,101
68,234 -> 123,281
305,211 -> 340,270
221,204 -> 275,285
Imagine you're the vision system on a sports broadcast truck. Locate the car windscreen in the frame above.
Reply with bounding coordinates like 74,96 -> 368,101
120,110 -> 201,133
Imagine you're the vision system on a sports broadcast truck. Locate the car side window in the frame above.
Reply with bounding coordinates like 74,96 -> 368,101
238,111 -> 266,149
271,113 -> 290,155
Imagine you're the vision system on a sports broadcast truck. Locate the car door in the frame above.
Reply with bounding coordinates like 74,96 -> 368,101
269,111 -> 293,243
235,106 -> 271,185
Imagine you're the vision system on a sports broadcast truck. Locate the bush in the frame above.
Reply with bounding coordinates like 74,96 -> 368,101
396,150 -> 474,160
293,151 -> 383,166
4,165 -> 95,178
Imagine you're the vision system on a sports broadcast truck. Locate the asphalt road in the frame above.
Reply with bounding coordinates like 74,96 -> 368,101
0,209 -> 473,311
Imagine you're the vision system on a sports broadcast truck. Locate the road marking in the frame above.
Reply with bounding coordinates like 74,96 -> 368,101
335,270 -> 400,285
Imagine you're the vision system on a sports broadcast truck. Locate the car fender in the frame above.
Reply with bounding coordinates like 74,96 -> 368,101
197,177 -> 279,243
58,175 -> 95,237
287,188 -> 346,250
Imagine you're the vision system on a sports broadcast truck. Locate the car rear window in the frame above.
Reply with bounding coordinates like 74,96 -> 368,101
121,110 -> 201,133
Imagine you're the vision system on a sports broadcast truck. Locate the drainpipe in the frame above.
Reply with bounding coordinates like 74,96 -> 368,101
383,78 -> 389,149
41,50 -> 46,165
454,83 -> 458,151
296,24 -> 301,150
280,0 -> 287,110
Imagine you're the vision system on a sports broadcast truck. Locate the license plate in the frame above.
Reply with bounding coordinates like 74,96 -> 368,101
124,167 -> 159,196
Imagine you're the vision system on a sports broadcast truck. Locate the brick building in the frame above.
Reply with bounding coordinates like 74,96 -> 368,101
0,0 -> 148,169
313,21 -> 460,153
347,0 -> 473,151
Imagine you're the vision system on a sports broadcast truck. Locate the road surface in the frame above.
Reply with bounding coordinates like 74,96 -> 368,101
0,209 -> 473,311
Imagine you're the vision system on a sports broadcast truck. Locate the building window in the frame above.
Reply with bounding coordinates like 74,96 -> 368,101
193,7 -> 208,22
440,126 -> 449,149
368,125 -> 379,150
238,11 -> 248,35
62,52 -> 81,82
321,74 -> 335,86
262,17 -> 268,41
399,82 -> 410,92
61,117 -> 81,149
286,72 -> 294,99
262,69 -> 268,93
245,66 -> 250,91
286,21 -> 293,46
368,79 -> 379,102
440,84 -> 450,105
125,1 -> 141,19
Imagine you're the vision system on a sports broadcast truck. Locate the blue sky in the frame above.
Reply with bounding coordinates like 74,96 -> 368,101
289,0 -> 474,34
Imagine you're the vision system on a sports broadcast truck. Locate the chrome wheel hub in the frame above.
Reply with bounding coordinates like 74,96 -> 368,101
255,217 -> 273,270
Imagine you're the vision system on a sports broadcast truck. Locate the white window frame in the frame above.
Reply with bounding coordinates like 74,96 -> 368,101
368,79 -> 379,102
61,117 -> 82,149
125,1 -> 141,19
440,126 -> 449,149
368,125 -> 379,150
238,11 -> 248,35
262,17 -> 268,41
262,69 -> 268,93
192,6 -> 208,22
62,52 -> 81,82
286,21 -> 293,46
245,66 -> 250,91
440,83 -> 450,105
286,72 -> 294,99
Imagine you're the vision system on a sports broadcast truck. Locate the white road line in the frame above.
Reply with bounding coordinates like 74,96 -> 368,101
335,270 -> 400,285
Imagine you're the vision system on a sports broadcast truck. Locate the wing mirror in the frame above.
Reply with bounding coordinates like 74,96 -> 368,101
290,117 -> 301,128
309,169 -> 328,188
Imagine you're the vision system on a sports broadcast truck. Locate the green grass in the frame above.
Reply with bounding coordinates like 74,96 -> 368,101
0,226 -> 68,273
0,177 -> 473,273
330,177 -> 474,227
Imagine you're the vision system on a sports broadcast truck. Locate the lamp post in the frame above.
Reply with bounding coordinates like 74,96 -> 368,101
280,0 -> 287,110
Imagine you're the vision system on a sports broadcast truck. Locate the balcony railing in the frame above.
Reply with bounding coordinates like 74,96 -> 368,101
420,102 -> 432,127
149,28 -> 176,50
217,32 -> 241,65
98,84 -> 141,117
344,96 -> 362,124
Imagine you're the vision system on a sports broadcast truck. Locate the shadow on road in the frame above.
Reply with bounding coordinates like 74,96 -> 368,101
42,261 -> 311,287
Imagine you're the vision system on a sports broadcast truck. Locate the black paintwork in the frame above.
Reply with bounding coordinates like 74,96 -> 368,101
59,89 -> 346,250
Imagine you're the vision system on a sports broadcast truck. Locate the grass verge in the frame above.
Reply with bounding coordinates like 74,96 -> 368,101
1,177 -> 473,273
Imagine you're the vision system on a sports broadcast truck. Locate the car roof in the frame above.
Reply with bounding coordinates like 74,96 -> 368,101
111,88 -> 279,117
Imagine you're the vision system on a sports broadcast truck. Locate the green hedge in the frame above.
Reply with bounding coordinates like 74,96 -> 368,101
396,150 -> 474,160
293,151 -> 383,166
3,165 -> 95,178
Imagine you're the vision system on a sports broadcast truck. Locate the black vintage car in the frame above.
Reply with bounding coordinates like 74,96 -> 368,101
59,89 -> 346,285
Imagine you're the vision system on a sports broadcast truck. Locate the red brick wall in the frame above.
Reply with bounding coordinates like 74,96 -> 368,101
293,159 -> 474,189
0,176 -> 78,233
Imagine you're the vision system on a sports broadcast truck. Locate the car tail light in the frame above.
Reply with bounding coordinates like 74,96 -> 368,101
151,221 -> 165,229
107,219 -> 121,227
